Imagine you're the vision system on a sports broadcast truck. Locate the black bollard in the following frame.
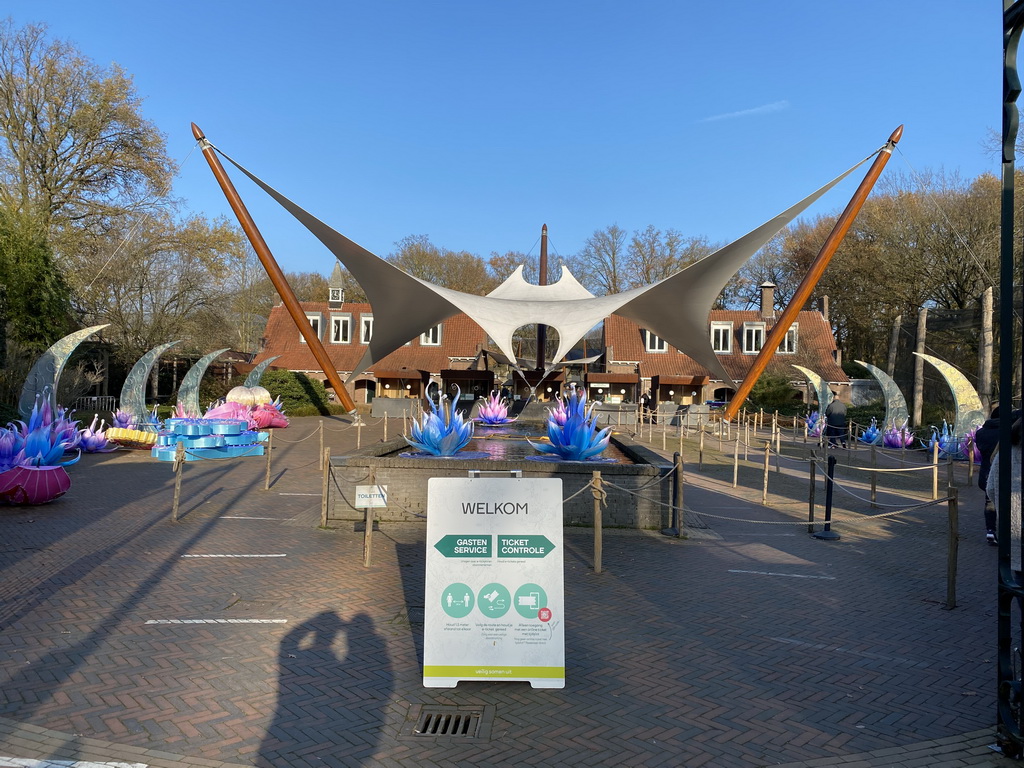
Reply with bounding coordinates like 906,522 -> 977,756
813,454 -> 841,540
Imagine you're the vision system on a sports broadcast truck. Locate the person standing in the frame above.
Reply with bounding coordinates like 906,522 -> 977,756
976,406 -> 1002,545
987,416 -> 1022,571
824,391 -> 847,448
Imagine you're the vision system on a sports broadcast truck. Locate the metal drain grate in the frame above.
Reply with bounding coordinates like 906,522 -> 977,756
405,705 -> 494,740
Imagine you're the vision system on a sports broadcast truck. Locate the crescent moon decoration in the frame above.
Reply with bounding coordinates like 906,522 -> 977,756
177,348 -> 230,417
244,356 -> 280,388
792,365 -> 833,416
912,352 -> 986,438
18,325 -> 110,418
120,341 -> 180,429
854,360 -> 909,437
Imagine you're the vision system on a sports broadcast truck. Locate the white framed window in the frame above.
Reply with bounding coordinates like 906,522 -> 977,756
330,314 -> 351,344
302,313 -> 322,343
421,324 -> 442,346
360,315 -> 374,344
742,322 -> 765,354
777,323 -> 798,353
711,322 -> 732,353
645,330 -> 668,353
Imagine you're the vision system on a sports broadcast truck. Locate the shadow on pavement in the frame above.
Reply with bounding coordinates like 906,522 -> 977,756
256,611 -> 393,767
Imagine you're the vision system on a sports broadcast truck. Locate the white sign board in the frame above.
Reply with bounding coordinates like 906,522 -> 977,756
354,485 -> 387,509
423,477 -> 564,689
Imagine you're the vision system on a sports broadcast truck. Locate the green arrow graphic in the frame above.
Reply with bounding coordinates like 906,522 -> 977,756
496,535 -> 555,558
434,535 -> 492,558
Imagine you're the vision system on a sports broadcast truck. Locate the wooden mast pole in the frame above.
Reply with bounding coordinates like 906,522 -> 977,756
537,224 -> 548,372
722,124 -> 903,423
190,123 -> 357,413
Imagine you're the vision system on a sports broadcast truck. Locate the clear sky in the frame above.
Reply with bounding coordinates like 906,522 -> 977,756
4,2 -> 1000,276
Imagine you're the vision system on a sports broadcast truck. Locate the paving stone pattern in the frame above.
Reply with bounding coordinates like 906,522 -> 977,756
0,416 -> 1019,767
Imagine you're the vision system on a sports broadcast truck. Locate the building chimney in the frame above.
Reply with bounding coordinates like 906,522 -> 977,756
759,282 -> 776,319
818,295 -> 829,323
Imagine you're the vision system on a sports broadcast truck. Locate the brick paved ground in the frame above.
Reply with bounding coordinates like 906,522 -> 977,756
0,415 -> 1019,767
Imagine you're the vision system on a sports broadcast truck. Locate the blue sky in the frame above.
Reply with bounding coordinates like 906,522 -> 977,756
5,2 -> 1000,276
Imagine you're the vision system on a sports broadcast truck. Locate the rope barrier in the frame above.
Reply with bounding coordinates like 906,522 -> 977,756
182,445 -> 265,460
682,496 -> 950,526
271,428 -> 323,444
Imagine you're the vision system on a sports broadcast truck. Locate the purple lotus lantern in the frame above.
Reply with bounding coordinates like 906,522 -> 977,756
0,392 -> 81,505
111,409 -> 135,429
405,386 -> 475,456
79,415 -> 119,453
805,411 -> 823,438
882,420 -> 914,449
476,391 -> 516,425
529,388 -> 610,462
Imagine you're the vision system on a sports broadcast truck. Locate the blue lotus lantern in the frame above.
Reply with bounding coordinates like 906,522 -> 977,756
858,417 -> 881,445
405,386 -> 474,456
529,388 -> 610,462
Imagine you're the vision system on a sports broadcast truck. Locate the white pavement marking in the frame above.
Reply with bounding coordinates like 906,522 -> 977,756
0,760 -> 147,768
144,619 -> 288,624
278,493 -> 321,496
727,533 -> 797,537
727,569 -> 836,580
220,516 -> 280,520
180,554 -> 287,558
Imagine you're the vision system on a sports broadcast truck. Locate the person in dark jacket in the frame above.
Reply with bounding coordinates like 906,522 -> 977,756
976,407 -> 1002,545
824,392 -> 847,448
977,406 -> 1023,545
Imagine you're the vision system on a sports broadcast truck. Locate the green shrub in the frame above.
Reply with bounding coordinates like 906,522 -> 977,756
747,374 -> 804,415
262,370 -> 332,415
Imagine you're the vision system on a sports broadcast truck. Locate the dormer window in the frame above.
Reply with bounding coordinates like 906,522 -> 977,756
360,315 -> 374,344
330,314 -> 351,344
742,322 -> 765,353
711,322 -> 732,353
302,313 -> 322,343
778,324 -> 798,353
421,324 -> 442,346
645,330 -> 667,353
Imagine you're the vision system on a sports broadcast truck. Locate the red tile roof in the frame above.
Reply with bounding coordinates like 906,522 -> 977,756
252,302 -> 487,376
604,310 -> 848,385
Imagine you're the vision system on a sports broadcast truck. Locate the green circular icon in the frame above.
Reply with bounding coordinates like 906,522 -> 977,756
441,583 -> 474,618
513,583 -> 547,619
477,583 -> 511,618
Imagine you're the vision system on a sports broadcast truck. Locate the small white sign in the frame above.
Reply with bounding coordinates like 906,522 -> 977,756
354,485 -> 388,508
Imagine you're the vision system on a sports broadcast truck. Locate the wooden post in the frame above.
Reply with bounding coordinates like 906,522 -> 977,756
900,428 -> 907,466
171,441 -> 185,522
733,434 -> 740,487
698,428 -> 705,470
318,419 -> 324,470
592,471 -> 603,574
762,441 -> 770,505
932,440 -> 939,500
807,456 -> 816,534
870,444 -> 878,508
966,435 -> 975,486
945,485 -> 959,610
264,429 -> 273,490
383,415 -> 388,442
744,421 -> 749,461
774,428 -> 781,473
357,417 -> 363,449
321,447 -> 330,527
363,470 -> 376,567
674,452 -> 684,539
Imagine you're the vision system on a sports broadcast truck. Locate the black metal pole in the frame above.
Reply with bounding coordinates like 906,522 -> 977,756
813,454 -> 840,541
